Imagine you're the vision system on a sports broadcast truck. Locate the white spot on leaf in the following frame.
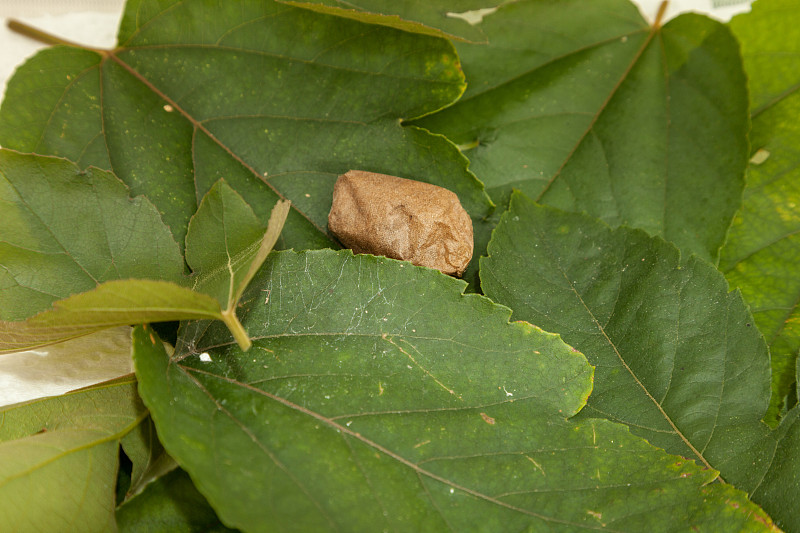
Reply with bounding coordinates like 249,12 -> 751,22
446,7 -> 499,25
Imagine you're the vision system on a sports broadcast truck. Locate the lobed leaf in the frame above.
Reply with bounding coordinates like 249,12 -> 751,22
722,0 -> 800,422
0,0 -> 494,288
134,250 -> 774,532
414,0 -> 749,263
480,192 -> 772,492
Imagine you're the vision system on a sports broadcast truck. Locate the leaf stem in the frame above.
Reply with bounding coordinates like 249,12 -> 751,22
7,19 -> 107,54
653,1 -> 668,28
221,309 -> 252,352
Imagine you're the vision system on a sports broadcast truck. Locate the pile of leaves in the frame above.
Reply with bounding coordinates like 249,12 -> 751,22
0,0 -> 798,530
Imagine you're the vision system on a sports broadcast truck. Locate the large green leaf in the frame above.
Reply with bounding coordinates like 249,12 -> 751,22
0,0 -> 493,285
0,376 -> 147,532
722,0 -> 800,421
0,151 -> 288,352
133,249 -> 775,532
414,0 -> 749,263
480,192 -> 772,492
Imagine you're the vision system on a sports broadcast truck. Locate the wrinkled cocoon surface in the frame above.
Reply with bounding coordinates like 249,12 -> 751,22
328,171 -> 474,276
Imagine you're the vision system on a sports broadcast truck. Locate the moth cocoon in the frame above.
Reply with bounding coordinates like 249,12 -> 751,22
328,170 -> 473,276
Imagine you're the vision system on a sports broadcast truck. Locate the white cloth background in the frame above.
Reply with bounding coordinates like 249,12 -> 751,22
0,0 -> 754,406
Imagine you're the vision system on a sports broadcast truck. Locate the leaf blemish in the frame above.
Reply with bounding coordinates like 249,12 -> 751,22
480,412 -> 496,425
749,148 -> 770,165
445,7 -> 498,26
525,456 -> 545,476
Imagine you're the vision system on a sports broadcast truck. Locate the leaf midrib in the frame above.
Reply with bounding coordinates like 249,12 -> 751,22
538,233 -> 716,474
535,25 -> 660,202
100,52 -> 331,238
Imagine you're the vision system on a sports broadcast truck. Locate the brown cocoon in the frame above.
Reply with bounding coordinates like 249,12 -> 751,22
328,170 -> 474,276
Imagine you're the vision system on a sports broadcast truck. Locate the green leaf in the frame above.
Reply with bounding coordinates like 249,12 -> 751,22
732,342 -> 800,530
748,405 -> 800,531
134,250 -> 774,532
187,179 -> 290,338
188,181 -> 276,307
116,468 -> 236,533
0,149 -> 184,321
722,0 -> 800,422
0,0 -> 493,284
480,192 -> 772,492
279,0 -> 504,42
0,376 -> 147,532
414,0 -> 749,263
0,280 -> 223,354
0,153 -> 289,352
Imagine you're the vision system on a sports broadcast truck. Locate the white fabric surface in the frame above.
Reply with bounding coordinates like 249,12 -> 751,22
0,0 -> 754,406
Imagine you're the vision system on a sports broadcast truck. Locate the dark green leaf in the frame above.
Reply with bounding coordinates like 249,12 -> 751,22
748,406 -> 800,531
480,192 -> 772,492
134,250 -> 773,532
415,0 -> 749,263
0,0 -> 493,286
